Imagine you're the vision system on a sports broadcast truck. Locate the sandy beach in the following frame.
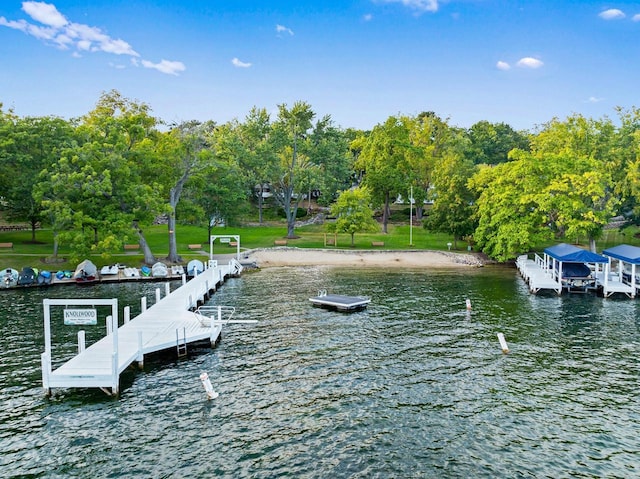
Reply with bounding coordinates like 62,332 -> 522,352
241,247 -> 486,268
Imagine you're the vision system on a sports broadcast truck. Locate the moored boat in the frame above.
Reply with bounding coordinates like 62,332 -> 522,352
74,259 -> 98,284
152,262 -> 169,278
17,267 -> 37,286
1,268 -> 19,288
37,270 -> 53,286
187,259 -> 204,277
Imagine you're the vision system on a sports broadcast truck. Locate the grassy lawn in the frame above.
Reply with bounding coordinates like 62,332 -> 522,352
2,219 -> 639,271
0,221 -> 464,271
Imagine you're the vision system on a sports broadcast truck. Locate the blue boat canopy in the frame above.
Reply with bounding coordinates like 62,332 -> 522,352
543,243 -> 608,263
602,244 -> 640,264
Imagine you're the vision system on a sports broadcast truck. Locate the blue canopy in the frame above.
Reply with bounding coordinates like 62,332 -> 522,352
544,243 -> 608,263
602,244 -> 640,264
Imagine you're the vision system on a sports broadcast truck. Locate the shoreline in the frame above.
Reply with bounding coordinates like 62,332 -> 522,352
241,247 -> 487,268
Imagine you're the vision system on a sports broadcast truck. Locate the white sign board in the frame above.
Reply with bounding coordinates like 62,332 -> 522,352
220,237 -> 231,243
64,309 -> 97,325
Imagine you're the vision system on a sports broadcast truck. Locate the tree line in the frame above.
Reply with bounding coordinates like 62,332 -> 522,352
1,89 -> 639,262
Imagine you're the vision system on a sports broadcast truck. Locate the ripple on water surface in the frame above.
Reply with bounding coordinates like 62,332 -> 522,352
1,266 -> 640,477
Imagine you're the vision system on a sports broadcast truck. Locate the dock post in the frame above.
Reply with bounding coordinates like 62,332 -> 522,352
106,315 -> 113,335
41,352 -> 51,396
181,274 -> 187,286
124,306 -> 130,323
111,352 -> 119,396
78,331 -> 86,353
155,288 -> 161,304
165,282 -> 171,297
137,331 -> 144,369
141,296 -> 147,312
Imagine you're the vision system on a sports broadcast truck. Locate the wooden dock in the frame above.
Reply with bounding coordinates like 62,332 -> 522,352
41,259 -> 243,396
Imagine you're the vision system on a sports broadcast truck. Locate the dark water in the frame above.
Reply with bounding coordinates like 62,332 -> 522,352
1,266 -> 639,478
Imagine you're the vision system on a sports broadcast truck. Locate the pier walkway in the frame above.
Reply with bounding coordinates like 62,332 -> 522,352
41,259 -> 243,396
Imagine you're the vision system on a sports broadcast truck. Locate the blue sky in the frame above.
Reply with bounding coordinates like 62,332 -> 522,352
1,0 -> 639,131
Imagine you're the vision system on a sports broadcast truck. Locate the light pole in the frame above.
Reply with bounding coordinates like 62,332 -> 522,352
409,186 -> 414,247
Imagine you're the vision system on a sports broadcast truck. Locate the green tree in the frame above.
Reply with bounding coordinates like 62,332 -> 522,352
327,187 -> 379,246
469,152 -> 553,261
356,116 -> 412,233
466,120 -> 530,165
307,116 -> 352,208
237,108 -> 278,224
160,120 -> 216,263
425,148 -> 477,249
531,115 -> 618,251
38,90 -> 164,263
0,111 -> 75,241
270,101 -> 320,238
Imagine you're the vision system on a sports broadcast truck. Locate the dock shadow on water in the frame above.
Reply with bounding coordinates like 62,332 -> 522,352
1,266 -> 639,477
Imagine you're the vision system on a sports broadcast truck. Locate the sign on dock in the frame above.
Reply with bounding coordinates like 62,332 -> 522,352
63,308 -> 97,325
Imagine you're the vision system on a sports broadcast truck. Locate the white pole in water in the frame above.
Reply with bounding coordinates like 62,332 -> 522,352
200,372 -> 218,399
466,299 -> 472,310
497,332 -> 509,354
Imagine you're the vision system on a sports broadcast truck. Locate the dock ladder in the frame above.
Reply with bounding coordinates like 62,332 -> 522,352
176,327 -> 187,357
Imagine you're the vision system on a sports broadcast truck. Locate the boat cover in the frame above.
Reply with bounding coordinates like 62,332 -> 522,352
602,244 -> 640,264
544,243 -> 608,263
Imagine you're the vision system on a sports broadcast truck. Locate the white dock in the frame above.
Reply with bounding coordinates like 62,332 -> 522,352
41,259 -> 243,396
516,255 -> 562,294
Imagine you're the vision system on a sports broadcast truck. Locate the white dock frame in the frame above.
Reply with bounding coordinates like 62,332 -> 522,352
516,254 -> 562,294
41,260 -> 240,396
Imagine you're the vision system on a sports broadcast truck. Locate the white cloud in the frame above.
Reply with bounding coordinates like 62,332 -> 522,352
363,13 -> 373,21
231,57 -> 252,68
22,1 -> 68,28
496,60 -> 511,71
599,8 -> 625,20
377,0 -> 439,13
587,96 -> 604,103
141,59 -> 186,76
0,1 -> 186,75
516,57 -> 544,69
633,13 -> 640,22
276,24 -> 294,36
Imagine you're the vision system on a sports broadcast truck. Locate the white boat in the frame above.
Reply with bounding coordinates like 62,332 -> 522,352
187,259 -> 204,276
123,267 -> 140,278
171,265 -> 185,276
100,264 -> 119,275
1,268 -> 19,288
152,262 -> 168,278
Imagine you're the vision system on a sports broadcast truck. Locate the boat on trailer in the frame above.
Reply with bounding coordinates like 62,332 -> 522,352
309,290 -> 371,312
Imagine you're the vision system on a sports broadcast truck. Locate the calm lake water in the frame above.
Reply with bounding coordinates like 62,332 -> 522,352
1,265 -> 639,478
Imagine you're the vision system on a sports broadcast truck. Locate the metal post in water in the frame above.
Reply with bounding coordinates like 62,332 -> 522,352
165,282 -> 171,297
141,296 -> 147,312
106,315 -> 113,335
155,288 -> 161,304
124,306 -> 130,323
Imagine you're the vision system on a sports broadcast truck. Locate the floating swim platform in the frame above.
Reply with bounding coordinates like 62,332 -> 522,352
309,291 -> 371,312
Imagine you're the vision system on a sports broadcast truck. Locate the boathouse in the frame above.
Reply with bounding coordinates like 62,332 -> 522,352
543,243 -> 608,293
601,244 -> 640,298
